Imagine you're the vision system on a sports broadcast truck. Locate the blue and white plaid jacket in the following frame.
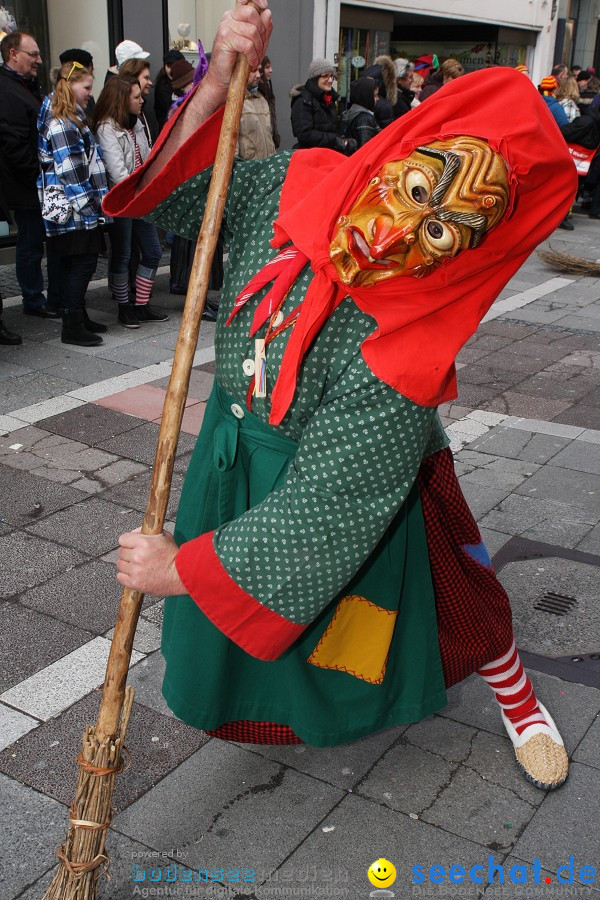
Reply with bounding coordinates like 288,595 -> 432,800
37,95 -> 111,236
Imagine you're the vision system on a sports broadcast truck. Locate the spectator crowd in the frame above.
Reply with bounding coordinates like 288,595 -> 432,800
0,23 -> 598,347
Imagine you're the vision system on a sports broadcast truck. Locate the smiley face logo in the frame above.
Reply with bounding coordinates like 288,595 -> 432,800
367,858 -> 397,888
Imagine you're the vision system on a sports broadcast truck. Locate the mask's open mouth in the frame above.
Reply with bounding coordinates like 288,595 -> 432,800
347,227 -> 399,270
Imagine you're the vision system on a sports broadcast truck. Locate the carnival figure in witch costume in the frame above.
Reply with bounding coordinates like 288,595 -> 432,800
108,0 -> 577,791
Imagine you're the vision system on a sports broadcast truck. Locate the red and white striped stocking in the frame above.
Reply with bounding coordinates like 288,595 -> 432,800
134,272 -> 153,306
477,640 -> 550,737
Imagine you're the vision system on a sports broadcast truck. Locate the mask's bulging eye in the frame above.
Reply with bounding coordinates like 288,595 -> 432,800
405,169 -> 431,204
426,219 -> 455,250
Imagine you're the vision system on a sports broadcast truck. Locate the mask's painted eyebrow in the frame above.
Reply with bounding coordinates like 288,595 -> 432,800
415,145 -> 487,246
415,146 -> 461,206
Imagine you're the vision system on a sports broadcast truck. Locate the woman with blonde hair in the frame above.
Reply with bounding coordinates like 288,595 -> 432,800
92,77 -> 166,327
38,60 -> 110,346
556,76 -> 581,122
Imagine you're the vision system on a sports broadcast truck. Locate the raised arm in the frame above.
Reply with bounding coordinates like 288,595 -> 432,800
138,0 -> 272,190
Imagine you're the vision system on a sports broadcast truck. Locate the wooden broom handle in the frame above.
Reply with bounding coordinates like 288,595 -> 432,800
96,51 -> 251,741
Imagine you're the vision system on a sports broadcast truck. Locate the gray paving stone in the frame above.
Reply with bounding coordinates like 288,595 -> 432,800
0,461 -> 87,526
500,557 -> 600,657
512,763 -> 600,881
113,740 -> 344,873
577,522 -> 600,554
41,403 -> 141,444
0,702 -> 38,751
458,470 -> 523,520
359,732 -> 458,815
42,353 -> 135,386
0,600 -> 92,691
127,651 -> 174,718
19,557 -> 125,633
258,793 -> 497,900
99,469 -> 184,520
98,339 -> 176,367
558,403 -> 600,430
466,427 -> 571,465
549,440 -> 600,476
0,772 -> 67,899
97,419 -> 197,466
0,690 -> 208,811
25,496 -> 141,555
151,367 -> 214,402
572,713 -> 600,771
514,464 -> 600,514
484,391 -> 574,420
0,359 -> 33,381
246,723 -> 407,791
0,370 -> 81,415
480,527 -> 511,558
422,765 -> 536,854
440,672 -> 600,758
0,341 -> 67,375
522,517 -> 596,550
0,531 -> 85,596
480,494 -> 597,538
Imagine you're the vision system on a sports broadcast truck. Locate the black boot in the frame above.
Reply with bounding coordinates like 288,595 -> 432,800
61,310 -> 103,347
82,307 -> 108,333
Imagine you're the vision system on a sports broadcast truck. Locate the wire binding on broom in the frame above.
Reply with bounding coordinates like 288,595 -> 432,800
538,247 -> 600,276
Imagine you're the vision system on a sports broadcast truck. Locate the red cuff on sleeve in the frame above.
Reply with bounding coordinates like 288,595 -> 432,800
103,89 -> 225,220
175,531 -> 306,661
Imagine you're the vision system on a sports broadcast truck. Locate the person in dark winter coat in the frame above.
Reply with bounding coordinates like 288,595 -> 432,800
362,55 -> 397,129
290,58 -> 355,154
258,55 -> 280,148
561,105 -> 600,219
392,58 -> 415,118
0,30 -> 61,318
0,179 -> 20,344
154,49 -> 184,131
342,77 -> 380,149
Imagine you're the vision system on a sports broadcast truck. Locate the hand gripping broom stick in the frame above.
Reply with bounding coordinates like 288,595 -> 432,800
43,47 -> 252,900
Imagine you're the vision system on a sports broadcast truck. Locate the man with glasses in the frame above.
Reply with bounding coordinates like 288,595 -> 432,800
0,30 -> 61,318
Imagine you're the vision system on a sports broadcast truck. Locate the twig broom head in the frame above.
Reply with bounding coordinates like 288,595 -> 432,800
42,688 -> 133,900
538,247 -> 600,277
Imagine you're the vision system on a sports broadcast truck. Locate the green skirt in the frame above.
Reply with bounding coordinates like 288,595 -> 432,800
162,380 -> 447,746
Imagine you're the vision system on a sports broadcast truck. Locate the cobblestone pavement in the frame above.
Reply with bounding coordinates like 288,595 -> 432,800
1,212 -> 599,899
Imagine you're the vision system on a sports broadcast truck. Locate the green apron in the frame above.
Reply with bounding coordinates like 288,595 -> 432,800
162,380 -> 447,747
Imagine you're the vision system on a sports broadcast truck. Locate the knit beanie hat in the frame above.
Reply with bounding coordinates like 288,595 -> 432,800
514,64 -> 529,75
308,58 -> 335,79
540,75 -> 558,95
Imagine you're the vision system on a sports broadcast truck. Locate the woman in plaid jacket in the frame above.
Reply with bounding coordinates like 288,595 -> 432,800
38,61 -> 110,346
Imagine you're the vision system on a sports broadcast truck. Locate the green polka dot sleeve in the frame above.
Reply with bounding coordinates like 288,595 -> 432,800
214,348 -> 437,624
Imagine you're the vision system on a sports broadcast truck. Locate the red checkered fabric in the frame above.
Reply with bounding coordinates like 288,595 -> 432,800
417,446 -> 514,688
204,721 -> 303,744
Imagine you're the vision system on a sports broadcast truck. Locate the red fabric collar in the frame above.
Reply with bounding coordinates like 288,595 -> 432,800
104,70 -> 576,425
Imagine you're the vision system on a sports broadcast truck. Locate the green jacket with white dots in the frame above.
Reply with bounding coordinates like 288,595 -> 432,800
105,114 -> 452,745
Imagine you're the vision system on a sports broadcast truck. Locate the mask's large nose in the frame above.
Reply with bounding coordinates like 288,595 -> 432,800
370,215 -> 415,259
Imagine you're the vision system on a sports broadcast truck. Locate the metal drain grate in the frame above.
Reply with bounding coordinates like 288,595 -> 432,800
534,592 -> 578,616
